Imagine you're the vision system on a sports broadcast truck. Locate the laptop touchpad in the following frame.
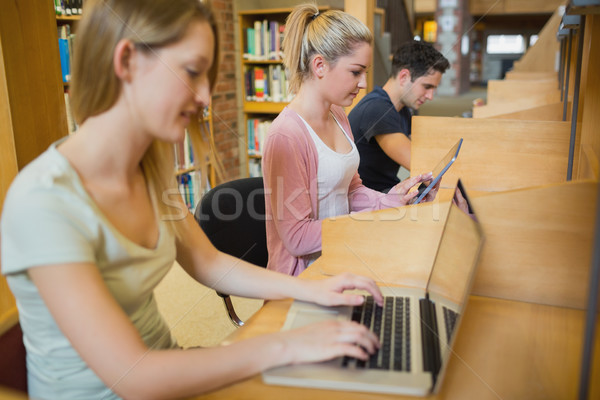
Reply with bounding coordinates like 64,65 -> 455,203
289,308 -> 342,329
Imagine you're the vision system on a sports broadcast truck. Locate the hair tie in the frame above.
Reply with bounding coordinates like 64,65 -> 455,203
312,11 -> 320,21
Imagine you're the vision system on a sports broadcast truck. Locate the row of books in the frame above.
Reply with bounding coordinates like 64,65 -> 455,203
174,131 -> 211,212
247,118 -> 272,156
58,24 -> 75,83
178,171 -> 208,212
243,20 -> 284,61
244,65 -> 292,103
174,130 -> 196,172
54,0 -> 83,16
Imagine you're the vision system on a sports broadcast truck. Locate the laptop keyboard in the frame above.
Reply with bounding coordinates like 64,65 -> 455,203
342,296 -> 411,371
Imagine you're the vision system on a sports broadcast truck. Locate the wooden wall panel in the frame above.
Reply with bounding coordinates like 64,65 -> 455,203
411,116 -> 571,192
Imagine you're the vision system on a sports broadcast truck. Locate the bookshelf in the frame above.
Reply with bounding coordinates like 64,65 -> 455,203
238,7 -> 331,177
174,108 -> 217,213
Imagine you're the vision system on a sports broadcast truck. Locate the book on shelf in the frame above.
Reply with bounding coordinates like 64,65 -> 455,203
174,130 -> 195,171
63,91 -> 78,135
254,68 -> 265,101
178,170 -> 209,212
243,19 -> 284,61
173,128 -> 212,212
244,65 -> 290,102
246,27 -> 255,56
55,0 -> 83,16
247,118 -> 272,156
58,38 -> 70,83
57,24 -> 75,83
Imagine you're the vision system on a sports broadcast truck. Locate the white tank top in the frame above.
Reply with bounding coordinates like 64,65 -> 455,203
298,113 -> 360,220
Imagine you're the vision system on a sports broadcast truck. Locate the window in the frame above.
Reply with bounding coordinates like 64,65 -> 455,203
486,35 -> 526,54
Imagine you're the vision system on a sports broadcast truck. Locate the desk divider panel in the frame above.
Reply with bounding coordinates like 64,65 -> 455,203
318,200 -> 450,289
505,71 -> 559,80
411,116 -> 571,192
476,101 -> 568,121
471,180 -> 597,309
487,78 -> 561,105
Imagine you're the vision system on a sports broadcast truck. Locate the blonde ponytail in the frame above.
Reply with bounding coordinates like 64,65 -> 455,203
282,3 -> 373,94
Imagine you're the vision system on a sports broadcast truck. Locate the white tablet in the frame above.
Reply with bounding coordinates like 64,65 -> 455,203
412,138 -> 463,205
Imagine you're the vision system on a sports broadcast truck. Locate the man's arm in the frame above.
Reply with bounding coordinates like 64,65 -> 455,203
374,132 -> 412,170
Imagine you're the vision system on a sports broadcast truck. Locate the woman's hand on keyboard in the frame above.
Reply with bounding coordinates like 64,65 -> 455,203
300,272 -> 384,307
274,319 -> 380,365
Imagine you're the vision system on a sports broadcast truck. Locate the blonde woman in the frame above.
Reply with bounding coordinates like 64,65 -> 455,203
0,1 -> 384,398
263,4 -> 436,277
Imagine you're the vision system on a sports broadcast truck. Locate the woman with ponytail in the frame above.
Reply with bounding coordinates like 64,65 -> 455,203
263,4 -> 436,277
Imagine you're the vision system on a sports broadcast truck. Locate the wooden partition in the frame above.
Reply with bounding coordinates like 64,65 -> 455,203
486,78 -> 560,105
473,100 -> 566,120
505,71 -> 558,80
511,5 -> 563,73
318,180 -> 596,310
473,79 -> 561,118
318,200 -> 450,288
471,180 -> 597,309
410,116 -> 571,192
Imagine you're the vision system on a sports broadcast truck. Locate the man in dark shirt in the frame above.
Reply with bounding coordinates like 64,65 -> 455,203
349,40 -> 450,193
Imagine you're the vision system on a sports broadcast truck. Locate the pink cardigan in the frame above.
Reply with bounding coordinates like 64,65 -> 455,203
262,105 -> 405,276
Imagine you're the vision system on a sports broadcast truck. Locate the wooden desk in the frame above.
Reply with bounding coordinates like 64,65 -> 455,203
192,264 -> 600,400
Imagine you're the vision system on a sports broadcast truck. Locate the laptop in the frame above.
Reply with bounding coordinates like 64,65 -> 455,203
412,138 -> 463,205
262,180 -> 484,396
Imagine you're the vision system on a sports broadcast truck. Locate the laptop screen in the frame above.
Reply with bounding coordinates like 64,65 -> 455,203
426,181 -> 484,316
424,181 -> 484,392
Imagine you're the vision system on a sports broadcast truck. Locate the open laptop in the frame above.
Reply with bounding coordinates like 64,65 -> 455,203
262,180 -> 484,396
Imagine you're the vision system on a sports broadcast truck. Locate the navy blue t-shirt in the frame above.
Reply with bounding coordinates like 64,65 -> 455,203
349,86 -> 412,193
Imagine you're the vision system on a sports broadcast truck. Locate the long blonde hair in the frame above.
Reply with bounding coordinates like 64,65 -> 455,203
70,0 -> 221,237
282,3 -> 373,94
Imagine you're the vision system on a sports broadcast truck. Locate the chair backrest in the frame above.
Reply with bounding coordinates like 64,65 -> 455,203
194,177 -> 268,268
0,321 -> 27,394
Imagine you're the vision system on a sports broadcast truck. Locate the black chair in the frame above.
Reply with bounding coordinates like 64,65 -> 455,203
0,320 -> 27,394
194,177 -> 268,327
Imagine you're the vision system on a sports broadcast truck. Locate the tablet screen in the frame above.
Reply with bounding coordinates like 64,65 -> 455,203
412,138 -> 463,204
